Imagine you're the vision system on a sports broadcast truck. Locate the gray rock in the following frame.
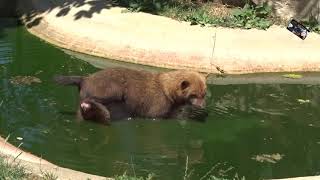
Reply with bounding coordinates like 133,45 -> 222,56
252,0 -> 320,22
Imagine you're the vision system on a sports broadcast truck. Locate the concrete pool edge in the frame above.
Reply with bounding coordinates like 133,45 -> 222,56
0,137 -> 110,179
18,0 -> 320,75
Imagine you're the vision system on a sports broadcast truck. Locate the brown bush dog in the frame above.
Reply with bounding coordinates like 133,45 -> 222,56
54,67 -> 207,125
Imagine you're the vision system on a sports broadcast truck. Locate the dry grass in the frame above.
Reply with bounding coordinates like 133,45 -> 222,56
203,2 -> 233,18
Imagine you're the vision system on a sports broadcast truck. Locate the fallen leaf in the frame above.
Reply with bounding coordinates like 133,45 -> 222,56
282,74 -> 302,79
251,153 -> 284,163
297,99 -> 311,104
10,76 -> 41,85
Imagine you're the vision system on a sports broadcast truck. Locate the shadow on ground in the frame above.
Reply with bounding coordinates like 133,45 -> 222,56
18,0 -> 115,28
10,0 -> 320,31
17,0 -> 254,29
18,0 -> 199,28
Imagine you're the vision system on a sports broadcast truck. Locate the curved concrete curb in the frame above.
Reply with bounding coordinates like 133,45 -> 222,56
0,136 -> 109,180
64,49 -> 320,85
18,0 -> 320,74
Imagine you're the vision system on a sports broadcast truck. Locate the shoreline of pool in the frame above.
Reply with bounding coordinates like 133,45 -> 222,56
0,136 -> 109,179
17,0 -> 320,75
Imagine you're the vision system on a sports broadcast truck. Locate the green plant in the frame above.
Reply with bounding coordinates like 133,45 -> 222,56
180,2 -> 272,29
208,175 -> 246,180
42,171 -> 58,180
228,2 -> 272,29
0,156 -> 29,180
114,172 -> 155,180
184,9 -> 215,26
302,16 -> 320,33
118,0 -> 167,13
116,0 -> 276,30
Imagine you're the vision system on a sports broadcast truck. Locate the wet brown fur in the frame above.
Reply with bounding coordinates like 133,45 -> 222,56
55,67 -> 207,124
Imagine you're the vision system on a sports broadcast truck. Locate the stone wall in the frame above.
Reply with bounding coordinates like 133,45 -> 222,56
0,0 -> 17,17
252,0 -> 320,22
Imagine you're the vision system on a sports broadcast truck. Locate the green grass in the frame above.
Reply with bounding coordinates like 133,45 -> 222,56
302,16 -> 320,34
117,0 -> 273,29
164,2 -> 272,29
0,156 -> 29,180
41,171 -> 58,180
114,173 -> 155,180
113,156 -> 245,180
117,0 -> 320,32
0,155 -> 59,180
113,172 -> 246,180
0,154 -> 246,180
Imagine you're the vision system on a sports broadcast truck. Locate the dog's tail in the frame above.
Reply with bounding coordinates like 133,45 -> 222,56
53,75 -> 83,87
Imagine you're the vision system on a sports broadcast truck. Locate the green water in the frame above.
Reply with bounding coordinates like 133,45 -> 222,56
1,19 -> 320,180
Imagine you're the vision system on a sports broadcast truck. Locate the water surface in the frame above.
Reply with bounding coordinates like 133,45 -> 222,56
1,19 -> 320,180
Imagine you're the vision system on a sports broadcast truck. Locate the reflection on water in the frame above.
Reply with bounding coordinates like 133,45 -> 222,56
1,19 -> 320,180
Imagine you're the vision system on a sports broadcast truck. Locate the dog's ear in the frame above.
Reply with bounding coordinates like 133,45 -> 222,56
180,80 -> 190,90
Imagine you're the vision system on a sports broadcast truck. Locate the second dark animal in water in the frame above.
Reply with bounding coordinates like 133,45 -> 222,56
54,67 -> 208,125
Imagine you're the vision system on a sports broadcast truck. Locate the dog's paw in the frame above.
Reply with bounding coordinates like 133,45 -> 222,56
80,102 -> 91,111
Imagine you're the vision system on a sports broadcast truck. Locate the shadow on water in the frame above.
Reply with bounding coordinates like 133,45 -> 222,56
0,19 -> 18,39
2,20 -> 320,180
